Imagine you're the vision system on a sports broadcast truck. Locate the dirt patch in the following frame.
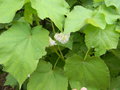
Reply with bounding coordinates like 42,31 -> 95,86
0,73 -> 15,90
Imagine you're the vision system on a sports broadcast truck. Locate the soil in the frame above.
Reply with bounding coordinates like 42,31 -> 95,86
0,73 -> 15,90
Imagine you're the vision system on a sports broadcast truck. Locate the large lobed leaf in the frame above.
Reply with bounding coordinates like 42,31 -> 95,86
30,0 -> 69,31
83,25 -> 119,56
27,60 -> 68,90
64,55 -> 110,89
87,11 -> 106,29
64,6 -> 93,33
0,0 -> 25,23
0,21 -> 49,86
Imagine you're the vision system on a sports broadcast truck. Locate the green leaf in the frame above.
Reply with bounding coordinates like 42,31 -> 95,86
66,33 -> 88,58
93,0 -> 104,2
105,0 -> 120,13
117,40 -> 120,49
102,41 -> 120,77
4,74 -> 18,87
105,0 -> 118,7
98,5 -> 120,24
64,6 -> 93,33
87,11 -> 106,29
25,0 -> 30,4
24,3 -> 36,24
0,0 -> 25,23
102,50 -> 120,77
27,60 -> 68,90
66,0 -> 77,7
81,0 -> 93,9
0,22 -> 49,86
64,55 -> 110,89
115,25 -> 120,33
30,0 -> 69,31
110,76 -> 120,90
83,25 -> 119,56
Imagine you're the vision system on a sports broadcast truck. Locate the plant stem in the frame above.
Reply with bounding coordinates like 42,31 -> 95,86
58,46 -> 64,60
84,49 -> 90,60
51,21 -> 56,34
46,19 -> 56,33
53,57 -> 60,69
45,19 -> 51,22
53,47 -> 64,60
50,20 -> 65,60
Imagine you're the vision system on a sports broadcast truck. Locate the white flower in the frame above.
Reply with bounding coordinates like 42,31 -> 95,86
49,37 -> 57,46
54,33 -> 70,44
81,87 -> 87,90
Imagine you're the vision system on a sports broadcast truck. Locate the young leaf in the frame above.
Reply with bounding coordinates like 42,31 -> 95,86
30,0 -> 70,31
0,0 -> 25,23
0,22 -> 49,86
64,6 -> 93,33
83,25 -> 119,56
64,55 -> 110,89
27,60 -> 68,90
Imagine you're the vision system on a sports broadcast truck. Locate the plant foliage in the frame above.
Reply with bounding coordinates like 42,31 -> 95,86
0,0 -> 120,90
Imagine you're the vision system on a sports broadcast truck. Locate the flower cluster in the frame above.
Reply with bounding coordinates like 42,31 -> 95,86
54,33 -> 70,44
